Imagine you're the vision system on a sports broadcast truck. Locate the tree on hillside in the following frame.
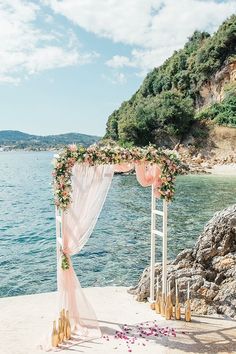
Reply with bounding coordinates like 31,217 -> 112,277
117,92 -> 194,146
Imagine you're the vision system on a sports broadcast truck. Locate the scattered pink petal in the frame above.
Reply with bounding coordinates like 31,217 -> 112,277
102,321 -> 177,350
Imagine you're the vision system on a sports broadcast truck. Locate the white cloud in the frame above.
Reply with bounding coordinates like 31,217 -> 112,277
114,72 -> 127,84
106,46 -> 178,76
46,0 -> 160,46
23,47 -> 79,74
0,75 -> 21,85
44,14 -> 54,23
1,0 -> 235,83
106,55 -> 135,69
102,72 -> 127,85
0,0 -> 97,84
47,0 -> 236,73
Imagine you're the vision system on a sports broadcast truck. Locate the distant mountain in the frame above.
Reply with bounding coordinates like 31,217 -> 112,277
0,130 -> 101,150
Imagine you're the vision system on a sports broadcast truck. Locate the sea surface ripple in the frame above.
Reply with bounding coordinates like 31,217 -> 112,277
0,151 -> 235,297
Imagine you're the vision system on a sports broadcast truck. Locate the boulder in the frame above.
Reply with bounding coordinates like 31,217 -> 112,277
129,204 -> 236,319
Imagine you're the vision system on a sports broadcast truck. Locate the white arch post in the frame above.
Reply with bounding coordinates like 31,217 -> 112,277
149,186 -> 168,303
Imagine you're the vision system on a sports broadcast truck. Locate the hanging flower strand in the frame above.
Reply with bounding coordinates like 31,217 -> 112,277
52,144 -> 183,211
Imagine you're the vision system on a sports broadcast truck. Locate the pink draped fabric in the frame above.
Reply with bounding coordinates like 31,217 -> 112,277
62,164 -> 114,255
57,257 -> 100,339
47,161 -> 163,350
135,163 -> 162,197
57,164 -> 114,344
114,163 -> 134,173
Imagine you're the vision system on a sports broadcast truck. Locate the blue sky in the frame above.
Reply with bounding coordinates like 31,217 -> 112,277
0,1 -> 235,136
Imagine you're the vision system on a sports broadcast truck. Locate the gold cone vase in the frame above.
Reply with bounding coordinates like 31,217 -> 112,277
66,310 -> 72,340
63,312 -> 68,339
165,302 -> 170,320
155,292 -> 161,314
61,309 -> 66,331
175,299 -> 181,320
51,320 -> 59,348
165,294 -> 171,320
169,294 -> 173,319
165,281 -> 173,320
160,293 -> 166,317
150,302 -> 155,310
175,279 -> 181,320
58,318 -> 64,343
185,299 -> 191,322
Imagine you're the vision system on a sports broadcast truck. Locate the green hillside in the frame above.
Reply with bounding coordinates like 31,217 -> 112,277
105,15 -> 236,147
0,130 -> 100,150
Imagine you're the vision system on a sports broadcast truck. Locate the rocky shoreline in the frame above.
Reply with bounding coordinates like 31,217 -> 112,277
129,204 -> 236,319
178,146 -> 236,174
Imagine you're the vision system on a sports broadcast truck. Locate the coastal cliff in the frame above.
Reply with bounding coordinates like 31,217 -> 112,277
197,60 -> 236,108
105,15 -> 236,150
129,204 -> 236,319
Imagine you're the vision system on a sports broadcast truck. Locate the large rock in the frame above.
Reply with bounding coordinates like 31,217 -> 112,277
129,204 -> 236,319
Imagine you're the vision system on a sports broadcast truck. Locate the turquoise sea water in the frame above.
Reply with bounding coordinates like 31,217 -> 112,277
0,151 -> 235,298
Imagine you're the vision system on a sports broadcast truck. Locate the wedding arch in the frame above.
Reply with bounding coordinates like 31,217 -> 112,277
52,144 -> 182,342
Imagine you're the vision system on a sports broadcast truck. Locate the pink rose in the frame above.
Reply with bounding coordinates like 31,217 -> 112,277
161,177 -> 167,183
57,163 -> 63,169
68,144 -> 77,152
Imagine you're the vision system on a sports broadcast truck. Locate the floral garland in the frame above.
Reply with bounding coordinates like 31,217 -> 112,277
52,144 -> 183,210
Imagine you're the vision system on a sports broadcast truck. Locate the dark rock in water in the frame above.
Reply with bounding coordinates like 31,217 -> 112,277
129,204 -> 236,319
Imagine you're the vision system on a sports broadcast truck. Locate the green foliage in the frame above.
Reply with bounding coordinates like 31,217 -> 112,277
61,253 -> 70,270
116,92 -> 194,146
142,15 -> 236,98
105,109 -> 119,140
196,88 -> 236,127
105,15 -> 236,145
191,126 -> 209,139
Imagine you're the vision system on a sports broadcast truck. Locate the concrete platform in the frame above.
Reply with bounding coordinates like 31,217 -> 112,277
0,287 -> 235,354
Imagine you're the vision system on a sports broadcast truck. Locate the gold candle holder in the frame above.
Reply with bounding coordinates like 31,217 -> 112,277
175,301 -> 181,320
165,280 -> 173,320
185,299 -> 191,322
61,309 -> 66,331
165,281 -> 171,320
58,318 -> 64,343
168,281 -> 173,319
155,293 -> 161,314
64,317 -> 67,339
66,310 -> 72,340
185,281 -> 191,322
165,300 -> 171,320
60,308 -> 67,341
155,275 -> 161,314
175,279 -> 181,320
59,311 -> 63,329
51,320 -> 59,347
160,293 -> 166,317
150,302 -> 155,310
